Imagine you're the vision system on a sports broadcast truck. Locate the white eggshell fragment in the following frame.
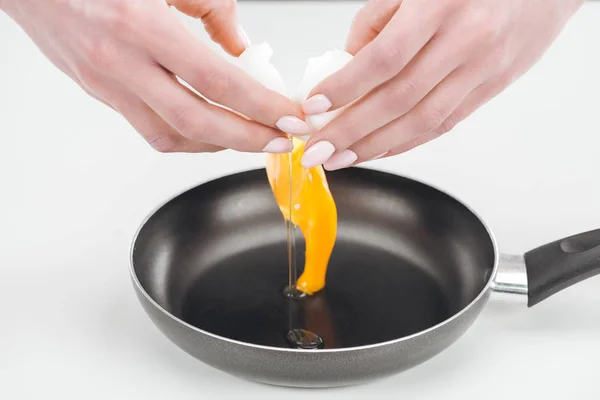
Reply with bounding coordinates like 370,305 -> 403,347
296,49 -> 353,101
296,49 -> 353,132
236,43 -> 354,139
236,42 -> 289,97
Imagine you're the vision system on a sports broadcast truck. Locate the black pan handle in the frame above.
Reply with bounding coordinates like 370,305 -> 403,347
524,228 -> 600,307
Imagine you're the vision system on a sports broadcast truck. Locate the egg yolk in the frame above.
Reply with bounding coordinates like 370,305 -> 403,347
266,137 -> 337,295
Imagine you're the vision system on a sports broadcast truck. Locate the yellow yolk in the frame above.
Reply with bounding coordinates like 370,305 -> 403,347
266,137 -> 337,295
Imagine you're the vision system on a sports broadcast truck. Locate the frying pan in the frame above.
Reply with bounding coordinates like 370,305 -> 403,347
130,167 -> 600,388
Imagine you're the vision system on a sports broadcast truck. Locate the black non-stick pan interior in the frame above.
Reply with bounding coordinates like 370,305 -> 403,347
132,168 -> 495,349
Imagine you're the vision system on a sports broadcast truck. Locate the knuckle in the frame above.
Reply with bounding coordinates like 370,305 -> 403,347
351,133 -> 380,160
203,144 -> 223,154
79,85 -> 96,99
391,132 -> 439,156
242,88 -> 270,121
147,135 -> 181,153
370,40 -> 402,74
384,80 -> 418,107
440,0 -> 461,13
482,47 -> 509,72
412,132 -> 440,149
322,116 -> 356,149
172,108 -> 193,136
105,0 -> 147,42
479,23 -> 500,43
237,126 -> 264,151
199,71 -> 232,102
110,16 -> 134,40
79,85 -> 109,109
496,70 -> 517,89
218,0 -> 236,14
353,6 -> 372,28
435,115 -> 461,134
419,106 -> 446,132
468,7 -> 501,42
76,66 -> 103,93
112,0 -> 144,22
177,114 -> 212,142
328,127 -> 353,150
82,38 -> 119,73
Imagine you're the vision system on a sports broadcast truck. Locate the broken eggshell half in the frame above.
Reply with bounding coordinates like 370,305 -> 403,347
236,43 -> 354,141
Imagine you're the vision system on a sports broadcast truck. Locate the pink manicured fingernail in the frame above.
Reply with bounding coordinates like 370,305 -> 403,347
370,152 -> 388,160
301,141 -> 336,169
302,94 -> 332,115
276,116 -> 311,135
238,25 -> 251,49
323,149 -> 358,171
262,137 -> 292,154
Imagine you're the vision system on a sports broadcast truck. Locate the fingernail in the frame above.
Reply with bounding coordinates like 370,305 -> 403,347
302,94 -> 332,115
262,137 -> 292,154
370,152 -> 388,161
238,25 -> 251,49
301,141 -> 336,169
323,149 -> 358,171
276,116 -> 311,135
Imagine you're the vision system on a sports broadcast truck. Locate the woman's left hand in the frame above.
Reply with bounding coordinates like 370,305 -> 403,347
299,0 -> 584,170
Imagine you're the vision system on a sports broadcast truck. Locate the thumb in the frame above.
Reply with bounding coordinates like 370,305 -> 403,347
346,0 -> 402,55
167,0 -> 250,56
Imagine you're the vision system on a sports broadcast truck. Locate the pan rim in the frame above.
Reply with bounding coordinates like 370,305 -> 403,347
129,166 -> 499,354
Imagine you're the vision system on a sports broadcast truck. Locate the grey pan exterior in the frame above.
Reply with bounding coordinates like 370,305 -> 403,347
131,279 -> 492,387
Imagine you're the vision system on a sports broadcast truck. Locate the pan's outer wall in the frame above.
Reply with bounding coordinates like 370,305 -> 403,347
133,282 -> 491,387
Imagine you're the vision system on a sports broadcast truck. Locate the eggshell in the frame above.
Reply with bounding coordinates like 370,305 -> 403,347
236,43 -> 354,139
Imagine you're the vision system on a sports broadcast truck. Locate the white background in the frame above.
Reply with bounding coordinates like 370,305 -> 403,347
1,1 -> 599,399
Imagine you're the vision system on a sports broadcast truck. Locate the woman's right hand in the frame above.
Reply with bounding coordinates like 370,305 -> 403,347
1,0 -> 309,154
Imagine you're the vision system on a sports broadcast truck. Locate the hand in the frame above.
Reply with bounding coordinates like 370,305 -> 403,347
299,0 -> 584,170
2,0 -> 309,154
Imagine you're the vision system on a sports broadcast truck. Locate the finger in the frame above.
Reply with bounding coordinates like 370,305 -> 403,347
359,129 -> 442,162
433,55 -> 529,136
305,0 -> 447,113
374,52 -> 525,159
430,82 -> 498,137
127,65 -> 293,153
79,70 -> 223,153
386,129 -> 444,157
360,129 -> 443,162
143,13 -> 306,133
346,0 -> 402,55
305,26 -> 486,159
323,65 -> 482,170
167,0 -> 249,56
116,93 -> 224,153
